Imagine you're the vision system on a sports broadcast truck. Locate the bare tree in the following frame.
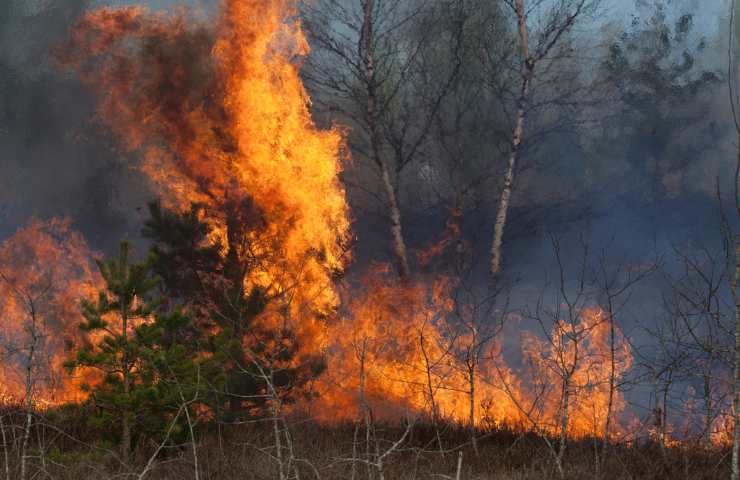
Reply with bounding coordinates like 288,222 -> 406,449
0,269 -> 55,480
592,243 -> 659,469
416,315 -> 452,455
726,0 -> 740,475
0,219 -> 99,478
492,233 -> 644,477
661,245 -> 732,448
302,0 -> 467,278
447,278 -> 507,455
493,235 -> 587,478
488,0 -> 596,281
731,234 -> 740,479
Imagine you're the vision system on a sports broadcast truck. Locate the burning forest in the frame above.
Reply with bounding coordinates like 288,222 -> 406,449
1,0 -> 740,478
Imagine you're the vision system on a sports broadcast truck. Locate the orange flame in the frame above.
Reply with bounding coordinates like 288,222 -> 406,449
313,274 -> 629,437
58,0 -> 635,439
62,0 -> 350,354
519,307 -> 632,438
0,218 -> 101,406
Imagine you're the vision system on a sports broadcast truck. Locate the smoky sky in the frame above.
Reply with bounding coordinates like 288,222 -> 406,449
0,0 -> 156,251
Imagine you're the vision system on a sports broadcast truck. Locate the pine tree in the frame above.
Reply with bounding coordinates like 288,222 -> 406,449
143,200 -> 324,419
66,242 -> 216,466
143,201 -> 263,413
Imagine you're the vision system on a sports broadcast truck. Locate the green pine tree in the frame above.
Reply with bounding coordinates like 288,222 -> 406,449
66,242 -> 218,466
143,200 -> 325,419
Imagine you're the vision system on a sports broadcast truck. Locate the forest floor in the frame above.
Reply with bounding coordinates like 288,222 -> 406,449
0,405 -> 730,480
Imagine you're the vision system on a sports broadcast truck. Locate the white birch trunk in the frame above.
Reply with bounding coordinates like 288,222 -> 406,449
731,236 -> 740,480
362,0 -> 410,278
490,0 -> 533,280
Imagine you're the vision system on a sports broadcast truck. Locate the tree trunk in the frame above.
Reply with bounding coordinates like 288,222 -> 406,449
731,236 -> 740,480
361,0 -> 410,279
703,366 -> 714,449
468,361 -> 478,455
20,305 -> 39,480
0,415 -> 10,480
19,412 -> 32,480
555,378 -> 569,479
357,340 -> 373,480
272,374 -> 286,480
122,385 -> 131,466
419,332 -> 443,454
380,165 -> 410,278
121,305 -> 131,467
652,372 -> 668,460
601,305 -> 616,470
489,0 -> 533,280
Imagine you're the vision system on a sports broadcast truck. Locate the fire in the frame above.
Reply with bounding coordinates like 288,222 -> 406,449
315,275 -> 629,438
0,218 -> 101,406
519,307 -> 632,438
55,0 -> 635,441
61,0 -> 350,354
309,270 -> 517,425
315,269 -> 472,421
711,413 -> 734,447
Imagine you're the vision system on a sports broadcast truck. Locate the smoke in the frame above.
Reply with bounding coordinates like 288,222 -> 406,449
0,0 -> 733,269
0,0 -> 153,251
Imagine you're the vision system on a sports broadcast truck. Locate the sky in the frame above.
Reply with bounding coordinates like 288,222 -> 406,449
0,0 -> 733,251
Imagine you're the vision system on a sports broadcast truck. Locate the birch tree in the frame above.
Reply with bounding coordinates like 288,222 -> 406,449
302,0 -> 467,278
728,0 -> 740,476
731,235 -> 740,479
488,0 -> 596,281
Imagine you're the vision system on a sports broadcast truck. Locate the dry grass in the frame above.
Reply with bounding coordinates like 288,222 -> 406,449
0,405 -> 730,479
